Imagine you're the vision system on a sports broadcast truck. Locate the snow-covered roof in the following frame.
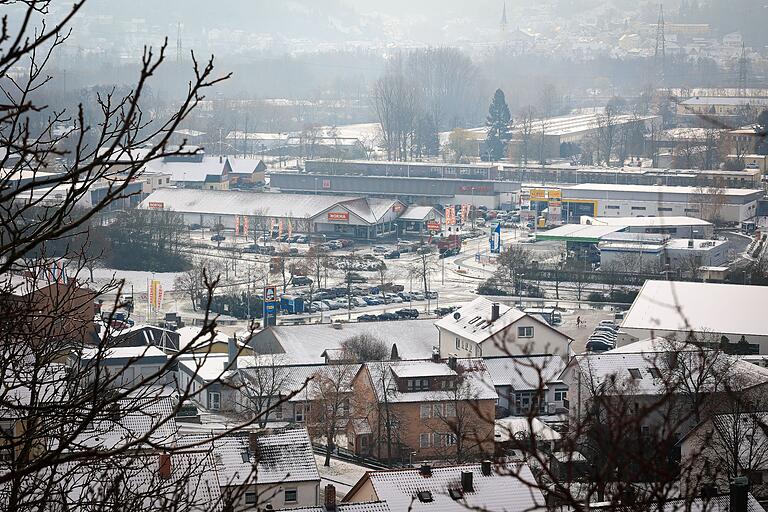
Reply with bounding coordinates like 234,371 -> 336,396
364,359 -> 498,404
183,428 -> 319,486
495,416 -> 562,443
434,297 -> 572,346
251,321 -> 437,364
70,396 -> 178,451
81,345 -> 167,361
584,215 -> 713,227
398,206 -> 441,222
622,280 -> 768,338
352,462 -> 545,512
482,355 -> 566,391
573,349 -> 768,397
290,503 -> 391,512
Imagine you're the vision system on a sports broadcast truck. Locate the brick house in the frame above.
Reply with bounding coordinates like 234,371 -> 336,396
349,357 -> 497,465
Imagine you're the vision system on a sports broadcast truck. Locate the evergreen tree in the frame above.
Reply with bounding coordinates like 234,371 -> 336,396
756,110 -> 768,155
485,88 -> 512,161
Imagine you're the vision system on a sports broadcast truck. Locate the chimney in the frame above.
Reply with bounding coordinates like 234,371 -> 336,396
228,337 -> 238,370
461,471 -> 474,492
431,346 -> 440,363
248,431 -> 260,459
448,356 -> 457,370
481,460 -> 492,476
730,477 -> 749,512
263,505 -> 274,511
159,452 -> 172,480
491,302 -> 500,322
325,484 -> 337,511
420,463 -> 432,477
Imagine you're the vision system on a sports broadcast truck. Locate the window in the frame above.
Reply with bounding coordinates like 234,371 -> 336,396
684,208 -> 700,213
606,205 -> 620,210
554,389 -> 567,402
408,378 -> 430,391
420,404 -> 432,419
245,492 -> 257,504
295,404 -> 305,422
630,206 -> 647,211
628,368 -> 643,379
456,338 -> 461,349
517,326 -> 534,338
419,433 -> 431,448
275,404 -> 283,420
208,392 -> 221,410
284,488 -> 298,503
445,403 -> 457,417
433,404 -> 443,417
241,452 -> 251,463
658,207 -> 673,212
648,368 -> 662,379
476,345 -> 482,357
443,433 -> 457,446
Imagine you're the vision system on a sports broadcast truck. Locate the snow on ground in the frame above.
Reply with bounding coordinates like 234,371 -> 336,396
313,454 -> 369,499
91,268 -> 182,292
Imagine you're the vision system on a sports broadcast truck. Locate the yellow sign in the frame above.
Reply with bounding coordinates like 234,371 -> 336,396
547,190 -> 561,200
530,189 -> 546,200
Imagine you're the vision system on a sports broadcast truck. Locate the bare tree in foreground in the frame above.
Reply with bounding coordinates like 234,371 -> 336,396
0,3 -> 304,510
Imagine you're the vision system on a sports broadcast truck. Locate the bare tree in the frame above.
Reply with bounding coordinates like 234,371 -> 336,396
341,333 -> 389,363
234,355 -> 293,428
307,364 -> 357,467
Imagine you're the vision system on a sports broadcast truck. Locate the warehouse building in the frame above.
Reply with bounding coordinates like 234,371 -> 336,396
620,281 -> 768,354
502,164 -> 761,189
581,216 -> 715,238
558,183 -> 761,224
269,172 -> 519,209
305,159 -> 500,180
138,188 -> 408,240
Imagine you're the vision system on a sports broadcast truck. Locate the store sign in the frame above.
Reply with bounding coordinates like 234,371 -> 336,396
392,202 -> 406,213
322,179 -> 331,189
457,185 -> 492,193
426,221 -> 441,231
529,189 -> 547,200
327,212 -> 349,221
148,201 -> 164,210
547,190 -> 561,200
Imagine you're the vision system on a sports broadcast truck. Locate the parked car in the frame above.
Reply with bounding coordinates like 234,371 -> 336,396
339,239 -> 355,248
425,291 -> 438,299
311,301 -> 330,311
372,246 -> 388,254
352,297 -> 368,307
363,296 -> 382,306
377,312 -> 400,321
295,235 -> 309,244
395,308 -> 419,319
328,240 -> 343,250
358,314 -> 378,322
322,300 -> 341,311
292,276 -> 313,287
383,293 -> 403,303
211,234 -> 226,242
410,291 -> 425,300
434,306 -> 458,316
244,244 -> 261,254
384,251 -> 401,259
346,272 -> 367,283
586,339 -> 614,352
398,291 -> 413,301
416,246 -> 432,255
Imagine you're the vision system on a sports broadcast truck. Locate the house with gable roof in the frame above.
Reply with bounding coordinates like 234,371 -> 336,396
435,297 -> 573,360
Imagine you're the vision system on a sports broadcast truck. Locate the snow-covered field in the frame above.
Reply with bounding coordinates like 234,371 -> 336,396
91,268 -> 182,292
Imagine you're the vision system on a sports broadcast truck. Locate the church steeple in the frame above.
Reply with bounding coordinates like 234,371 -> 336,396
500,1 -> 508,32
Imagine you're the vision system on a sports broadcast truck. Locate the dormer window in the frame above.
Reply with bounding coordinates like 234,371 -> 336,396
407,378 -> 430,391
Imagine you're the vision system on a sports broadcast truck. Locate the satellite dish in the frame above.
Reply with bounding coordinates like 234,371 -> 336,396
453,312 -> 461,320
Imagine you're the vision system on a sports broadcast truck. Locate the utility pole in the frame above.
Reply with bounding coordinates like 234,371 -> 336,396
654,4 -> 666,83
738,42 -> 748,96
176,22 -> 183,64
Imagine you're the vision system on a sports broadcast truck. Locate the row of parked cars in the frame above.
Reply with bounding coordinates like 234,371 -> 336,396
358,308 -> 420,322
307,289 -> 438,313
585,321 -> 620,352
